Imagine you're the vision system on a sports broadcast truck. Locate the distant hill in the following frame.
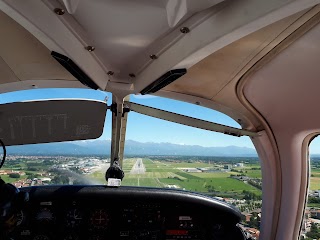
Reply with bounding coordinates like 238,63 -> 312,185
6,140 -> 257,157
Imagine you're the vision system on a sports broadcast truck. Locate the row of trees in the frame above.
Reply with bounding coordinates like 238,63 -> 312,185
243,190 -> 262,201
308,197 -> 320,204
305,223 -> 320,239
8,171 -> 41,179
8,173 -> 20,178
248,212 -> 260,229
247,180 -> 262,190
238,202 -> 262,212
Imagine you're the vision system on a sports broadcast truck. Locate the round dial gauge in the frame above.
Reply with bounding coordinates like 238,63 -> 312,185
64,233 -> 79,240
16,210 -> 24,226
90,209 -> 109,229
36,208 -> 54,223
33,235 -> 50,240
66,209 -> 83,228
89,235 -> 104,240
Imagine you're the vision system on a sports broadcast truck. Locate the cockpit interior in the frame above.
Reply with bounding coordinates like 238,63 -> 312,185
1,1 -> 320,239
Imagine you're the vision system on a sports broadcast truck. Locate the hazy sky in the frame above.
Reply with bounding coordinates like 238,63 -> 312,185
0,88 -> 319,154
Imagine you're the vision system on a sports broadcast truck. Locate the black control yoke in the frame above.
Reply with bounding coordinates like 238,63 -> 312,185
0,140 -> 29,237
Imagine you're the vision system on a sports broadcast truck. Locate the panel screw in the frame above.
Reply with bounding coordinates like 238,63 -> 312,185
107,71 -> 114,76
54,8 -> 65,15
180,27 -> 190,34
85,46 -> 95,52
129,73 -> 136,78
149,54 -> 158,60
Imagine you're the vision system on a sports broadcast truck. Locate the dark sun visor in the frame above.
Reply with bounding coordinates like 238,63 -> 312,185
0,99 -> 107,146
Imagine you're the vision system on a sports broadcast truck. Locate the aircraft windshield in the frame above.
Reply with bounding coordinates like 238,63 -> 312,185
0,90 -> 262,237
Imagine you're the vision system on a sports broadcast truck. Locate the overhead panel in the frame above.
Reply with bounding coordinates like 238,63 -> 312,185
162,10 -> 309,100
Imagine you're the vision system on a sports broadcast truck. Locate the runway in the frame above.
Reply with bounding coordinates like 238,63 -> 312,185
130,158 -> 146,174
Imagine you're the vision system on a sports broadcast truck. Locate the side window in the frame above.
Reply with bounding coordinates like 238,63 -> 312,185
123,95 -> 262,237
302,136 -> 320,239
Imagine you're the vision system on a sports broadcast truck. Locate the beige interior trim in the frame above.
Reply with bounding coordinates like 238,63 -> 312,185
236,6 -> 320,239
0,10 -> 76,84
296,133 -> 318,237
237,77 -> 281,239
156,6 -> 320,136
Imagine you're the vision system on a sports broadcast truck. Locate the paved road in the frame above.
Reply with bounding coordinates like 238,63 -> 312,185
130,158 -> 146,174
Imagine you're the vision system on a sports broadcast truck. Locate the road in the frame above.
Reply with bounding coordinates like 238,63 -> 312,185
130,158 -> 146,174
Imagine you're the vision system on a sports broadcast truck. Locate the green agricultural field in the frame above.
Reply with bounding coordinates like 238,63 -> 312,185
174,172 -> 200,179
243,170 -> 262,178
142,159 -> 155,165
310,177 -> 320,190
89,158 -> 263,198
0,174 -> 25,183
307,203 -> 320,208
189,172 -> 232,178
168,162 -> 212,168
89,171 -> 105,184
144,160 -> 173,172
311,168 -> 320,173
146,168 -> 173,172
122,158 -> 137,171
121,177 -> 163,187
311,173 -> 320,177
159,177 -> 260,194
125,172 -> 182,179
122,178 -> 138,186
139,178 -> 163,187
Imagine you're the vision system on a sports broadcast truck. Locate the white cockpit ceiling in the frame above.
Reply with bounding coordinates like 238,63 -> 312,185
58,0 -> 226,79
0,0 -> 318,96
71,1 -> 170,71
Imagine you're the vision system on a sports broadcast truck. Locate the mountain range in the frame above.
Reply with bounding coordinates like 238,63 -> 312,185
6,140 -> 258,157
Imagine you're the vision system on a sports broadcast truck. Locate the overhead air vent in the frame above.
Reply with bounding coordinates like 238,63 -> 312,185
51,51 -> 99,90
140,68 -> 186,95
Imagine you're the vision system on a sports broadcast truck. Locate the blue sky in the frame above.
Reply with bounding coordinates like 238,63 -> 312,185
0,88 -> 319,153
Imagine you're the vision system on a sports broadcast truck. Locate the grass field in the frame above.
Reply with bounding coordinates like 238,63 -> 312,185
4,156 -> 320,206
310,177 -> 320,190
243,170 -> 262,178
307,203 -> 320,208
90,158 -> 262,198
0,174 -> 25,183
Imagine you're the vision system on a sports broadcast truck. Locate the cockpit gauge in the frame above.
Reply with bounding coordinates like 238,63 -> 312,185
36,208 -> 54,223
63,233 -> 79,240
66,209 -> 83,228
16,210 -> 24,226
211,223 -> 225,235
88,235 -> 104,240
33,235 -> 50,240
90,209 -> 109,229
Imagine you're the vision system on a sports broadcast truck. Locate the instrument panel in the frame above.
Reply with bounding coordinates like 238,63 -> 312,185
6,186 -> 245,240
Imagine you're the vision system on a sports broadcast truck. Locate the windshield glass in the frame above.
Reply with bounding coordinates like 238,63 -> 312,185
121,96 -> 261,237
301,136 -> 320,239
0,91 -> 262,238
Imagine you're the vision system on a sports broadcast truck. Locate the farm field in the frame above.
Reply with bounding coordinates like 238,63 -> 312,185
310,177 -> 320,190
90,158 -> 262,198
